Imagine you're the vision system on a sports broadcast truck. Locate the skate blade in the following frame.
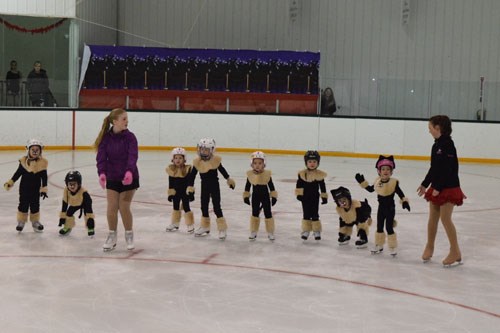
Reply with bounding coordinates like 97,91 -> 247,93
356,244 -> 368,249
371,250 -> 383,255
422,258 -> 432,263
443,259 -> 463,268
338,242 -> 350,246
194,232 -> 209,237
390,253 -> 397,257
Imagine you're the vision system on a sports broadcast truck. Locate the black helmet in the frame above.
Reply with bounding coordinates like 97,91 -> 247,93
331,186 -> 352,205
304,150 -> 320,165
65,170 -> 82,186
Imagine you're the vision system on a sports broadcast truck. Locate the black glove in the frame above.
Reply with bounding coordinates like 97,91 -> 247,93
40,192 -> 48,200
402,202 -> 411,211
58,218 -> 66,227
321,197 -> 328,205
271,197 -> 277,206
355,173 -> 365,184
87,218 -> 95,236
188,192 -> 195,202
167,195 -> 174,202
244,197 -> 250,205
296,195 -> 303,202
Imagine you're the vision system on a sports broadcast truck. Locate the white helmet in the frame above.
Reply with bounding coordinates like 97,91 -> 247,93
26,138 -> 44,156
171,147 -> 186,162
250,151 -> 266,167
197,138 -> 216,160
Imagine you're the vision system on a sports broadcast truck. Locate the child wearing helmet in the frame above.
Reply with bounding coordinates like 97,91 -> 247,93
355,155 -> 410,256
4,139 -> 48,232
331,186 -> 372,248
165,147 -> 195,233
59,171 -> 95,236
295,150 -> 328,241
187,138 -> 235,240
243,151 -> 278,241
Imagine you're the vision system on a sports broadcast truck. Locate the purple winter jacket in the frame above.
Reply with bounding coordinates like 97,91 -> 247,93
96,128 -> 139,181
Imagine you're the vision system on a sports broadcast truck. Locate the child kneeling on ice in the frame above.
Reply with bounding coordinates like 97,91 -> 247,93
331,186 -> 372,248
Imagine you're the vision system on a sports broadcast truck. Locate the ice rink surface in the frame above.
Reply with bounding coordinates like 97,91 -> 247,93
0,150 -> 499,333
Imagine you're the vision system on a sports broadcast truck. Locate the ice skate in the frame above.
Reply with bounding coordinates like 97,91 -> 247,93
387,234 -> 398,257
268,233 -> 275,241
313,231 -> 321,241
187,224 -> 195,233
338,233 -> 350,245
371,245 -> 384,254
88,228 -> 95,237
216,217 -> 228,240
421,246 -> 434,263
442,252 -> 462,267
59,227 -> 72,236
125,230 -> 135,250
301,231 -> 310,240
166,223 -> 180,232
167,210 -> 181,232
103,231 -> 117,252
249,231 -> 257,241
32,221 -> 44,232
355,238 -> 368,249
16,222 -> 25,232
194,227 -> 210,237
196,217 -> 211,237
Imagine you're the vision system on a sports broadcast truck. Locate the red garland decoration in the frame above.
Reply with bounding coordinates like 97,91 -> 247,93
0,17 -> 67,34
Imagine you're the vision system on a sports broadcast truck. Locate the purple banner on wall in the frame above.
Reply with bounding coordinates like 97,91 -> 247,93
82,45 -> 320,94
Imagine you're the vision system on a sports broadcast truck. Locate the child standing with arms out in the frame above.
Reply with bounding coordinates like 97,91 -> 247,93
166,147 -> 195,233
331,186 -> 372,248
187,138 -> 235,240
355,155 -> 410,256
295,150 -> 328,241
417,115 -> 465,267
243,151 -> 278,241
4,139 -> 48,232
58,171 -> 95,236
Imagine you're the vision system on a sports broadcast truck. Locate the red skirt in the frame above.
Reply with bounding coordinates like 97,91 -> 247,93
424,187 -> 466,206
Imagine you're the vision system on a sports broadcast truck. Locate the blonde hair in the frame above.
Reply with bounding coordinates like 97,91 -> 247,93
93,108 -> 126,149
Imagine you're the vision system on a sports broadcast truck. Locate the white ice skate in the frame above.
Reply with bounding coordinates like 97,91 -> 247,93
371,245 -> 384,254
301,231 -> 310,240
218,230 -> 227,240
249,231 -> 257,241
268,233 -> 275,241
313,231 -> 321,241
32,221 -> 44,233
103,231 -> 117,252
194,227 -> 210,237
16,222 -> 25,232
166,223 -> 179,232
389,247 -> 397,257
187,225 -> 195,233
125,230 -> 134,250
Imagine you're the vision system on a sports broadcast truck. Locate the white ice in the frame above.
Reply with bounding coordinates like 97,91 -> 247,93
0,150 -> 499,333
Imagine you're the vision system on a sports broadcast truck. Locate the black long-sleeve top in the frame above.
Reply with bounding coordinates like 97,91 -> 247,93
421,135 -> 460,192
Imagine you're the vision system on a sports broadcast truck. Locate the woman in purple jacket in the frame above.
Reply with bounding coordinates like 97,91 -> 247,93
94,108 -> 139,252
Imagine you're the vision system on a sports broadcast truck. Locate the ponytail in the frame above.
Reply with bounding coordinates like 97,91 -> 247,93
93,108 -> 126,149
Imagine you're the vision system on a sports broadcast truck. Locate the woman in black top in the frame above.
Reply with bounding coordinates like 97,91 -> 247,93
417,115 -> 465,267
